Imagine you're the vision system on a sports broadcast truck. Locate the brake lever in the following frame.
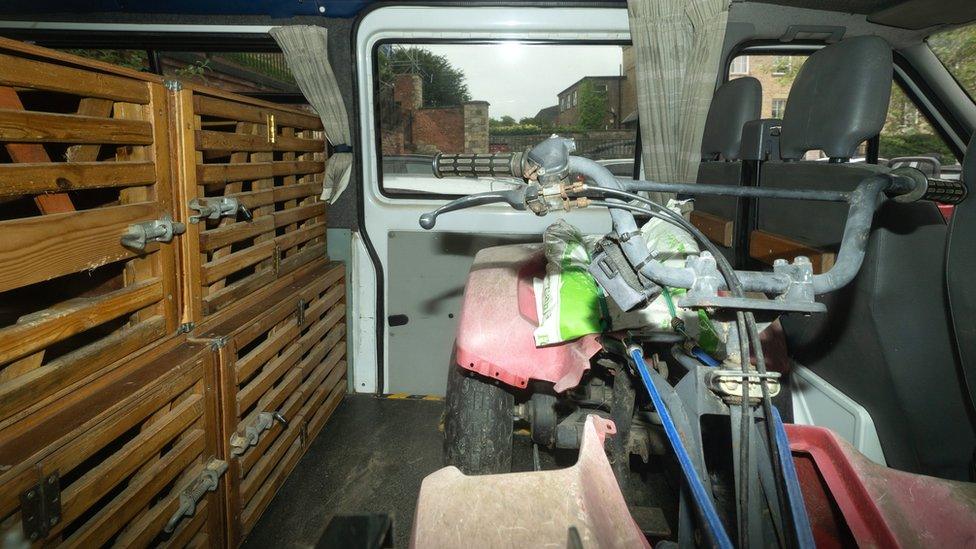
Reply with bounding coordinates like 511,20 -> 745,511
419,188 -> 528,229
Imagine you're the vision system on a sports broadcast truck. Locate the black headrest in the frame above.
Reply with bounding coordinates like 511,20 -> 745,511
701,77 -> 762,161
780,36 -> 892,160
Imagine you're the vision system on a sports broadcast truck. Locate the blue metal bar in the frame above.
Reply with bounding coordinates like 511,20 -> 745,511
771,406 -> 816,549
630,348 -> 733,549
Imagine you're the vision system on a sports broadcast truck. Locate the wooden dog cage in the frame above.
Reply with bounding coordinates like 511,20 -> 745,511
0,37 -> 345,548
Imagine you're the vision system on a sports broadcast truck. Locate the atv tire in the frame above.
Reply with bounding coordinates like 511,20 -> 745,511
444,360 -> 514,474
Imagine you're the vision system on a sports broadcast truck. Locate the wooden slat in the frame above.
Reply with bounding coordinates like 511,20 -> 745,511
690,210 -> 734,248
0,36 -> 162,85
197,161 -> 324,184
0,161 -> 156,196
193,94 -> 322,130
274,182 -> 323,203
0,278 -> 163,365
0,202 -> 157,294
0,108 -> 153,144
275,222 -> 325,253
0,316 -> 166,422
749,229 -> 836,274
273,202 -> 326,229
279,242 -> 328,276
225,188 -> 276,210
0,51 -> 150,104
66,97 -> 116,162
201,270 -> 278,317
200,240 -> 275,286
0,87 -> 75,213
195,130 -> 323,153
240,434 -> 303,532
199,216 -> 275,252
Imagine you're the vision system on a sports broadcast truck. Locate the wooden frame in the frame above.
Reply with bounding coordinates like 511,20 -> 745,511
172,87 -> 328,325
0,40 -> 180,425
690,210 -> 734,247
190,263 -> 346,546
0,336 -> 224,547
749,229 -> 836,274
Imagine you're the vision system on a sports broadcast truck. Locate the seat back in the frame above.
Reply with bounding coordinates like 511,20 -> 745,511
694,77 -> 761,265
760,35 -> 974,480
946,136 -> 976,434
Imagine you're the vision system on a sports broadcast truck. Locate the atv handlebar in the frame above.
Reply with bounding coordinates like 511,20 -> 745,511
432,151 -> 528,180
418,138 -> 965,308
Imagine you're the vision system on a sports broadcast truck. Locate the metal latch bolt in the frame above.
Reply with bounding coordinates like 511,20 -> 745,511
163,459 -> 228,534
121,215 -> 186,252
188,197 -> 252,224
228,411 -> 288,457
706,369 -> 782,401
20,473 -> 61,542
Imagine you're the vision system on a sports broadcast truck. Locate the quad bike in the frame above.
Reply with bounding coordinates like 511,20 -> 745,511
418,136 -> 970,547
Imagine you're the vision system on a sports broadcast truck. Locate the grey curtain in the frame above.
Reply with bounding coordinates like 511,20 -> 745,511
628,0 -> 730,201
270,25 -> 352,204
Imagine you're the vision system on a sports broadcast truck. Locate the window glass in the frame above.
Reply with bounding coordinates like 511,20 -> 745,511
770,98 -> 786,119
376,43 -> 638,196
928,24 -> 976,101
881,84 -> 960,177
159,52 -> 299,94
62,49 -> 150,71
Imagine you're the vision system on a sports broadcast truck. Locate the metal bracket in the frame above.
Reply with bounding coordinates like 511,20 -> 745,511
121,215 -> 186,252
20,473 -> 61,542
164,79 -> 183,92
188,197 -> 251,224
209,336 -> 228,351
267,113 -> 277,144
177,322 -> 195,335
228,411 -> 288,457
706,369 -> 782,402
296,298 -> 307,326
163,459 -> 228,534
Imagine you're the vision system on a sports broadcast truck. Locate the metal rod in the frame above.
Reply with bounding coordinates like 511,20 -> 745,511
621,180 -> 852,203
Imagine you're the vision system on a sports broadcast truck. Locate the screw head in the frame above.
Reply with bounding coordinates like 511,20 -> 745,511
25,490 -> 35,500
30,532 -> 38,541
49,516 -> 58,526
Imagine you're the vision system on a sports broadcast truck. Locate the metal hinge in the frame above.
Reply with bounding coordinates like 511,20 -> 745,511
20,472 -> 61,542
209,336 -> 228,351
177,322 -> 195,335
121,215 -> 186,252
228,411 -> 288,457
188,197 -> 252,224
164,80 -> 183,92
296,298 -> 307,326
163,459 -> 228,534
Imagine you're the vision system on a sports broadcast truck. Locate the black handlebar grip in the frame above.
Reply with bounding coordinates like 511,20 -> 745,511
922,177 -> 968,205
432,152 -> 525,179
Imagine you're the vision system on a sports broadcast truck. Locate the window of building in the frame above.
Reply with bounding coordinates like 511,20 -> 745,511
374,42 -> 637,196
771,98 -> 786,119
771,56 -> 791,76
928,23 -> 976,102
729,56 -> 749,75
595,84 -> 608,93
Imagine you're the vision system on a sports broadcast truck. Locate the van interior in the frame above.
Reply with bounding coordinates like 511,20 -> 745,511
1,0 -> 975,547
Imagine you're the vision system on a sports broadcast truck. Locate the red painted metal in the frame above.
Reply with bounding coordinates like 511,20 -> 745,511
787,424 -> 976,548
455,243 -> 601,392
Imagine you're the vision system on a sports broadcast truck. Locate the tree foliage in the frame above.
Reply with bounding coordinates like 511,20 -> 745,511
929,25 -> 976,98
577,81 -> 608,130
378,47 -> 471,108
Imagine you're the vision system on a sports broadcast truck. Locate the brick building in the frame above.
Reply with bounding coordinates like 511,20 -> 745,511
383,73 -> 489,155
556,76 -> 626,129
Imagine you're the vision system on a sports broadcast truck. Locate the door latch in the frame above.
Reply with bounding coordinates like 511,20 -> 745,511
228,410 -> 289,457
163,459 -> 228,534
121,215 -> 186,252
188,197 -> 252,224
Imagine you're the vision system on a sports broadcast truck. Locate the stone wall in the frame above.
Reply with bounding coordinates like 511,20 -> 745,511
411,108 -> 465,154
463,101 -> 489,153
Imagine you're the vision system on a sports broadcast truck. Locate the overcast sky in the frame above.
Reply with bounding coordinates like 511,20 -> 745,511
422,43 -> 624,120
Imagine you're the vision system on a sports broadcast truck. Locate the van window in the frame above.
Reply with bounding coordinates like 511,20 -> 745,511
158,52 -> 299,94
928,23 -> 976,102
375,42 -> 638,196
881,84 -> 960,177
62,49 -> 150,71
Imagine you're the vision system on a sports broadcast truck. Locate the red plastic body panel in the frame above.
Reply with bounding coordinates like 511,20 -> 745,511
787,424 -> 976,548
455,244 -> 601,392
410,415 -> 651,548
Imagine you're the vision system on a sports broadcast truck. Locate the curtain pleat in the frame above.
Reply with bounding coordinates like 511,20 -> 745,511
270,25 -> 352,204
629,0 -> 730,202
